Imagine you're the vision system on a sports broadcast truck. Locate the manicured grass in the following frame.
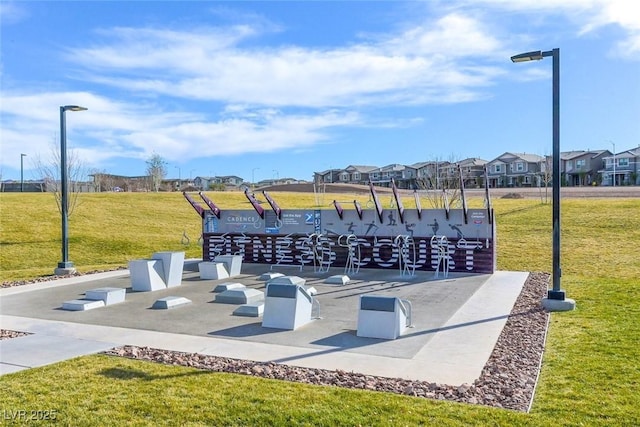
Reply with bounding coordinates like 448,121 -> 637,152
1,191 -> 639,425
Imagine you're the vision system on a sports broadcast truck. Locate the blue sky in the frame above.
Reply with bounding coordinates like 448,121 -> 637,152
1,1 -> 639,183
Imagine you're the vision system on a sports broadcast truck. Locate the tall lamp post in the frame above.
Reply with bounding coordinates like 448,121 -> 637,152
252,167 -> 260,187
55,105 -> 87,276
511,48 -> 575,311
20,153 -> 27,192
611,141 -> 616,187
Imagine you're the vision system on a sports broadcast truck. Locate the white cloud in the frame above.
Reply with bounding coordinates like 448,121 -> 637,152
0,90 -> 361,172
63,12 -> 506,108
461,0 -> 640,58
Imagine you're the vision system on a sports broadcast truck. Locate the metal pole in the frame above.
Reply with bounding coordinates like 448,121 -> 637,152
550,48 -> 563,299
20,154 -> 26,192
59,106 -> 71,269
612,142 -> 616,187
56,105 -> 86,274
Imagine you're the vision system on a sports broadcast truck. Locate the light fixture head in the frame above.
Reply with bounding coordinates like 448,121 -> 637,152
62,105 -> 88,112
510,50 -> 544,63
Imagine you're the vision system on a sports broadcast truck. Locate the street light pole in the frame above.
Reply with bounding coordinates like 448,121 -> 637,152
611,141 -> 616,187
20,153 -> 27,192
511,48 -> 575,311
56,105 -> 87,276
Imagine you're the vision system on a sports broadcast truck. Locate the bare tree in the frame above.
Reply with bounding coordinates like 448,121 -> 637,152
415,156 -> 462,209
538,155 -> 552,204
146,153 -> 167,192
32,138 -> 88,217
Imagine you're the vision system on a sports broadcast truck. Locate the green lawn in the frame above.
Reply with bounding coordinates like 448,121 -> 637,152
1,192 -> 639,425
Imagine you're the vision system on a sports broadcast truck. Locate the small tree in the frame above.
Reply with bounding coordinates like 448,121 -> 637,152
146,153 -> 167,192
32,137 -> 88,217
538,155 -> 552,204
416,156 -> 461,209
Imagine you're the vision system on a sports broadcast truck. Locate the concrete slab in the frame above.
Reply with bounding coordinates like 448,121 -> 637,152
215,288 -> 264,304
62,299 -> 105,311
152,296 -> 192,309
213,282 -> 246,293
85,287 -> 126,305
325,275 -> 350,285
267,276 -> 306,286
0,333 -> 117,373
260,272 -> 285,281
0,263 -> 527,385
233,303 -> 264,317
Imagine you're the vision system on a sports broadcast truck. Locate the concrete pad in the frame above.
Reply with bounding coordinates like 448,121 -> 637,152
233,303 -> 264,317
213,282 -> 246,293
0,264 -> 528,385
85,287 -> 126,305
0,333 -> 117,372
215,288 -> 264,304
152,296 -> 192,310
62,299 -> 105,311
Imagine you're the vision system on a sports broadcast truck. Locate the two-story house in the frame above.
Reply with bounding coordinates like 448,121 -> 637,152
456,158 -> 489,188
601,146 -> 640,186
486,152 -> 545,188
335,165 -> 377,185
561,150 -> 610,186
369,164 -> 418,189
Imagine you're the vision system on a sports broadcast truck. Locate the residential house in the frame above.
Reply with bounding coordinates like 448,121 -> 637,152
456,158 -> 489,188
313,168 -> 341,186
336,165 -> 378,185
486,152 -> 545,188
601,146 -> 640,186
89,173 -> 150,192
411,161 -> 450,189
369,164 -> 418,189
194,175 -> 244,191
561,150 -> 610,186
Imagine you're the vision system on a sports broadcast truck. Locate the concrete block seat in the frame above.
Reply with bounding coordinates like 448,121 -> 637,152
266,275 -> 306,287
215,288 -> 264,305
128,259 -> 166,292
62,299 -> 105,311
356,295 -> 412,340
199,262 -> 229,280
85,287 -> 126,305
152,296 -> 192,310
262,283 -> 317,330
152,251 -> 185,287
214,255 -> 243,277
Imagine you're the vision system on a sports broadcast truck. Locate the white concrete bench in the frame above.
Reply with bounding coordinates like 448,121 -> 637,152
215,255 -> 243,277
85,287 -> 126,305
357,295 -> 412,340
198,261 -> 229,280
262,283 -> 316,330
152,251 -> 185,287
